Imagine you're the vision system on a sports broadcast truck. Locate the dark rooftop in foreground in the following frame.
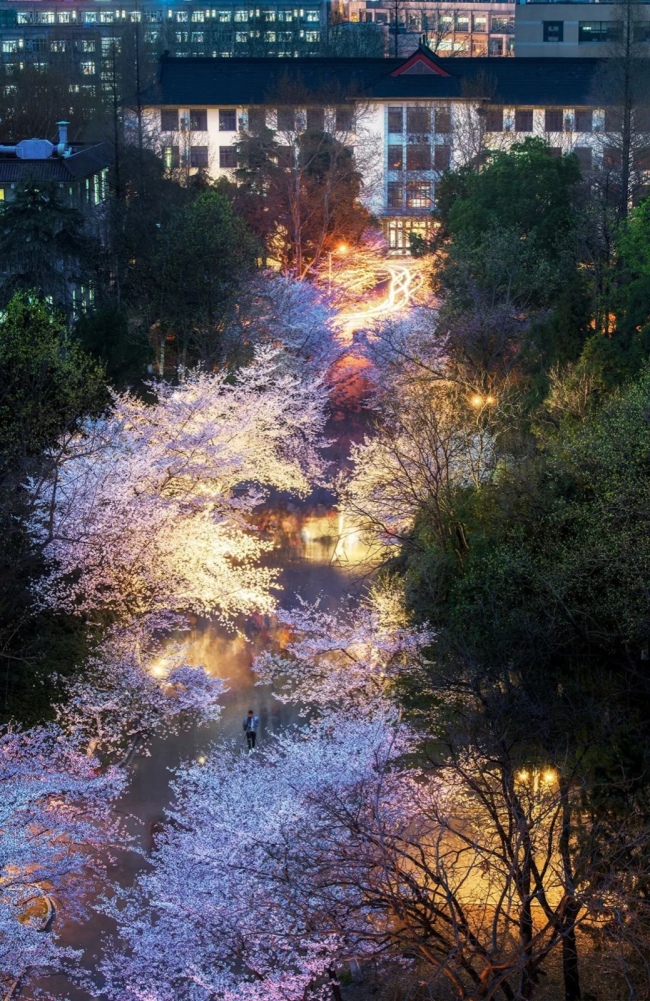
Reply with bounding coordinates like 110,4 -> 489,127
137,46 -> 619,108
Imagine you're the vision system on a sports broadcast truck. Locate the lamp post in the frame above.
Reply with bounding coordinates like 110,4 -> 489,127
328,242 -> 348,292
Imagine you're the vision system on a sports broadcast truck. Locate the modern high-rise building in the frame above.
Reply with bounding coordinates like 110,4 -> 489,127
515,0 -> 650,56
344,0 -> 515,57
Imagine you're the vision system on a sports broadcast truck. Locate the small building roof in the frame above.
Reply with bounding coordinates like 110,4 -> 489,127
137,45 -> 621,109
0,141 -> 112,184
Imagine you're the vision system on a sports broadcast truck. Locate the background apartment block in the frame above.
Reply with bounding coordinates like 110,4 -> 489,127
344,0 -> 515,56
0,0 -> 328,98
515,0 -> 650,56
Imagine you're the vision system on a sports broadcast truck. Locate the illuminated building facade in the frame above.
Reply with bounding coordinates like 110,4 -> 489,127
137,44 -> 642,252
344,0 -> 515,57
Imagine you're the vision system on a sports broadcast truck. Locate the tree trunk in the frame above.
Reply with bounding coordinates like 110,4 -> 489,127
327,967 -> 343,1001
561,904 -> 582,1001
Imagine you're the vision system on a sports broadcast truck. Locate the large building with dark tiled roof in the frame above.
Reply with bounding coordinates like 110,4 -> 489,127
136,44 -> 641,251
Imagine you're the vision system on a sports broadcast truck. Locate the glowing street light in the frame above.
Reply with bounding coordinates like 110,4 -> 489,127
469,393 -> 497,408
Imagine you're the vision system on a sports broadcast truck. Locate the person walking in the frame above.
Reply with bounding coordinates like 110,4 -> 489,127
243,709 -> 259,750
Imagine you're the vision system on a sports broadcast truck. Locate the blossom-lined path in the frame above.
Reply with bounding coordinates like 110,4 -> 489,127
33,413 -> 373,1001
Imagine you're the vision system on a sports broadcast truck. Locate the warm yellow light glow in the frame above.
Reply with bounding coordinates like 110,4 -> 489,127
149,660 -> 167,678
336,243 -> 348,255
543,770 -> 556,785
518,770 -> 529,782
486,395 -> 496,405
197,755 -> 206,765
470,394 -> 483,408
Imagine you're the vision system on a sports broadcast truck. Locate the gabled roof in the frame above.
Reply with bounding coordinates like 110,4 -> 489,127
136,47 -> 624,109
0,141 -> 112,183
391,46 -> 451,78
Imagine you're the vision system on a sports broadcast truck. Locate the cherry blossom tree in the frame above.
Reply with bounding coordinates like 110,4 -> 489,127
28,347 -> 328,626
98,715 -> 407,1001
0,725 -> 124,995
224,273 -> 340,375
254,579 -> 432,714
98,714 -> 650,1001
55,623 -> 226,763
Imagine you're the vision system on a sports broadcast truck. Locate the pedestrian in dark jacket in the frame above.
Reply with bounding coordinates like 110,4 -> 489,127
243,709 -> 259,750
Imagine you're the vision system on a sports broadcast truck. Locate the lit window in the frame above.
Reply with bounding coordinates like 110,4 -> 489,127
81,60 -> 96,75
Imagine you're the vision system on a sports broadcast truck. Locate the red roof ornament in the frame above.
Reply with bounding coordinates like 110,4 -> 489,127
391,47 -> 451,77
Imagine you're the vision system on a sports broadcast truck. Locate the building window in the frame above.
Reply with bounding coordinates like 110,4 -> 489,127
2,40 -> 20,53
434,144 -> 451,170
485,108 -> 504,132
235,31 -> 248,41
605,108 -> 622,132
434,109 -> 451,134
176,10 -> 189,21
248,108 -> 266,131
219,145 -> 237,168
473,14 -> 487,32
488,37 -> 503,56
175,31 -> 189,42
192,11 -> 205,21
305,9 -> 320,22
192,31 -> 204,42
190,146 -> 209,168
543,20 -> 563,43
545,108 -> 564,132
633,22 -> 650,43
219,10 -> 232,21
0,189 -> 4,201
161,108 -> 179,131
277,107 -> 296,131
163,145 -> 180,168
80,61 -> 96,75
388,144 -> 403,169
406,182 -> 431,208
306,107 -> 325,131
276,145 -> 294,166
472,39 -> 488,56
579,21 -> 621,43
388,107 -> 403,134
603,145 -> 622,169
406,143 -> 431,171
336,107 -> 354,132
407,107 -> 430,134
492,15 -> 514,32
387,182 -> 403,208
515,109 -> 534,132
219,108 -> 236,131
574,147 -> 593,171
79,39 -> 96,52
265,31 -> 277,42
574,109 -> 593,133
190,109 -> 208,131
234,10 -> 249,21
102,37 -> 121,55
99,11 -> 115,23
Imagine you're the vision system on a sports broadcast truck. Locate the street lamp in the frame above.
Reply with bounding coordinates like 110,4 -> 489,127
328,242 -> 348,291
